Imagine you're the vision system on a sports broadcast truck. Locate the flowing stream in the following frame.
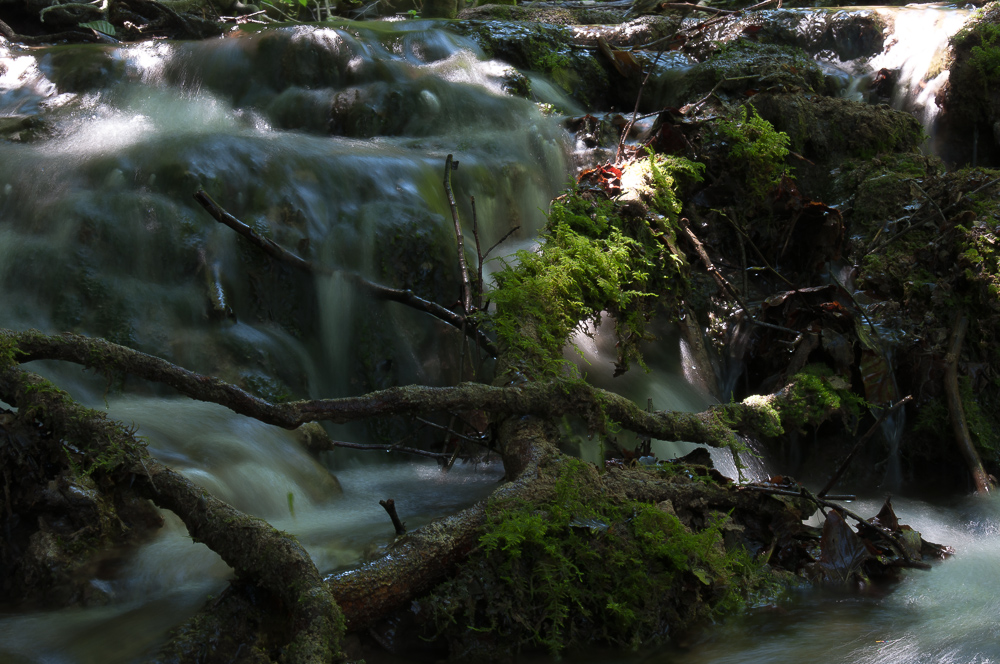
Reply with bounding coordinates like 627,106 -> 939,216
0,6 -> 997,662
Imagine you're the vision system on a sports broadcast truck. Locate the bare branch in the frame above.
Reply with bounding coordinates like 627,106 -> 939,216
379,498 -> 407,535
443,155 -> 474,315
193,189 -> 497,357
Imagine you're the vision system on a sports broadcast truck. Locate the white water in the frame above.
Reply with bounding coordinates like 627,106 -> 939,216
832,4 -> 972,147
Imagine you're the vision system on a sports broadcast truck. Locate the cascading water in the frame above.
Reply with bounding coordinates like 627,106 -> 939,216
0,20 -> 566,661
838,4 -> 973,151
1,6 -> 997,663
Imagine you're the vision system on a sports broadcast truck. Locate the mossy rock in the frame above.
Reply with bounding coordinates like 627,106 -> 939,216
748,93 -> 924,199
938,2 -> 1000,165
683,41 -> 831,99
448,20 -> 612,108
37,45 -> 125,93
840,153 -> 942,225
458,3 -> 627,25
684,10 -> 883,64
413,458 -> 809,658
0,411 -> 163,609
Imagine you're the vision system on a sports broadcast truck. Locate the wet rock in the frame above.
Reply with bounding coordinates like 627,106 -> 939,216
449,20 -> 613,108
0,115 -> 47,142
38,46 -> 124,93
686,8 -> 884,63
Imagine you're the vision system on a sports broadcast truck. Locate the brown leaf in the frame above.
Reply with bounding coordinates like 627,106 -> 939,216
819,510 -> 871,584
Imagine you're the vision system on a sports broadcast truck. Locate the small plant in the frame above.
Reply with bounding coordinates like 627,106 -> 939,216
715,105 -> 791,201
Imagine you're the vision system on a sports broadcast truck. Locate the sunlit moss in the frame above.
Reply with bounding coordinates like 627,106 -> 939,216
421,458 -> 778,657
486,158 -> 702,377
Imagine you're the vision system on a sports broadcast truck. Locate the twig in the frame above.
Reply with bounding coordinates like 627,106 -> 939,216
415,417 -> 486,445
828,269 -> 882,347
471,195 -> 484,376
687,75 -> 757,116
943,315 -> 993,494
616,47 -> 664,163
943,177 -> 1000,215
745,319 -> 799,339
722,213 -> 794,287
744,483 -> 931,569
743,486 -> 855,501
193,190 -> 497,356
818,395 -> 912,498
680,217 -> 748,311
471,196 -> 484,315
660,2 -> 736,13
444,155 -> 473,316
379,498 -> 406,536
484,226 -> 521,260
325,439 -> 466,461
908,178 -> 948,228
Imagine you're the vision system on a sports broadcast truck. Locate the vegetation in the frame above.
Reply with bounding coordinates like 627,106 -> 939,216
0,2 -> 992,663
488,156 -> 702,376
422,459 -> 776,657
714,105 -> 792,201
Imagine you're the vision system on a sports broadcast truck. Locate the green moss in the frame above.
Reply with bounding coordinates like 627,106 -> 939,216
487,161 -> 701,377
780,364 -> 866,433
714,106 -> 791,201
0,331 -> 22,369
422,458 -> 774,656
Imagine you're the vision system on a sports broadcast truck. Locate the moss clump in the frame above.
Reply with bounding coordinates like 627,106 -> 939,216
487,159 -> 702,377
420,458 -> 774,657
687,41 -> 828,96
779,364 -> 866,433
714,105 -> 791,201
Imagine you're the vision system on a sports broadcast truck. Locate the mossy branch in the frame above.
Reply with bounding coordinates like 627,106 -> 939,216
5,328 -> 821,451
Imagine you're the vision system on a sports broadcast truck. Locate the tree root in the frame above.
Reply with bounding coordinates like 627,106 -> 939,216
0,363 -> 344,663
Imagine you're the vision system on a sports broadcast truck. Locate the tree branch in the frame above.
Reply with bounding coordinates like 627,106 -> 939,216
6,329 -> 790,448
193,190 -> 497,357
